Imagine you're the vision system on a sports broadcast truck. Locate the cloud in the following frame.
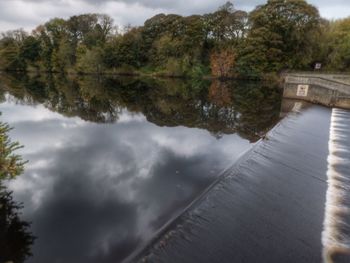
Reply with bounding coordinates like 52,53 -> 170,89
0,0 -> 348,33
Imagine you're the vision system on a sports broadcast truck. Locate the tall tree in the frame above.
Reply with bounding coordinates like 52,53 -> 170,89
237,0 -> 322,77
326,18 -> 350,70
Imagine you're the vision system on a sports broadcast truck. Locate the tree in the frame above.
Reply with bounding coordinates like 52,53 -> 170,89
76,45 -> 105,74
0,122 -> 26,180
51,36 -> 75,72
44,18 -> 68,49
326,18 -> 350,70
0,120 -> 35,263
102,27 -> 143,69
20,36 -> 41,62
1,2 -> 347,77
67,14 -> 114,48
1,29 -> 27,43
0,32 -> 26,71
237,0 -> 322,77
210,49 -> 236,78
204,2 -> 248,47
32,25 -> 54,71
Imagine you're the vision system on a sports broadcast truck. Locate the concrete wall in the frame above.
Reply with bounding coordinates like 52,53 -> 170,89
283,83 -> 350,109
285,76 -> 350,95
283,73 -> 350,109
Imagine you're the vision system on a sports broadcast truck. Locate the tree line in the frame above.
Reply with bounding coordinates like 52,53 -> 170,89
0,0 -> 349,79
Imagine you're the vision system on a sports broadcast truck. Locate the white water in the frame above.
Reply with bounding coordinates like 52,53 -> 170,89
323,108 -> 350,262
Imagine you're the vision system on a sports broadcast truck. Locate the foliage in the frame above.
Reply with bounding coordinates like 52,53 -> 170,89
325,18 -> 350,71
237,0 -> 322,77
0,122 -> 26,180
0,30 -> 28,71
210,49 -> 236,78
0,1 -> 349,77
204,2 -> 248,47
0,187 -> 36,263
76,46 -> 105,74
0,117 -> 34,263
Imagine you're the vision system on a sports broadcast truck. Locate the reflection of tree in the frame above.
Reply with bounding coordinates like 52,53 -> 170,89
0,73 -> 282,142
0,120 -> 35,263
208,81 -> 232,107
0,186 -> 35,263
232,82 -> 282,141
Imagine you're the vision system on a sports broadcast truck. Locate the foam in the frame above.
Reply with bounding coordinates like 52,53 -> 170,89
322,108 -> 350,262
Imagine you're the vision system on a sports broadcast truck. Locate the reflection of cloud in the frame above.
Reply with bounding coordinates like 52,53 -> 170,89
117,110 -> 146,123
1,97 -> 73,123
2,101 -> 251,262
151,126 -> 247,158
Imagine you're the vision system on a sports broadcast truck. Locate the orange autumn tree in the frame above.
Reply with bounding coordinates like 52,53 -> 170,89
210,49 -> 236,78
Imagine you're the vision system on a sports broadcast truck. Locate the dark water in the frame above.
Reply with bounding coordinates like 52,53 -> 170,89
139,103 -> 334,263
0,73 -> 282,263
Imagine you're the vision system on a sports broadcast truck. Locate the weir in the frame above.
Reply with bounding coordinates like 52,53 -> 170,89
134,102 -> 350,263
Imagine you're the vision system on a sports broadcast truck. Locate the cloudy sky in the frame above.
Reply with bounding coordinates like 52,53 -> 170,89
0,0 -> 349,33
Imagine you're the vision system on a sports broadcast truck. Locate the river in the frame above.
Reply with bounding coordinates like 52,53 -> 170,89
2,73 -> 348,263
0,73 -> 281,263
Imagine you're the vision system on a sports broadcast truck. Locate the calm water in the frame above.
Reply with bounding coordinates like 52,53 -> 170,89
0,73 -> 282,263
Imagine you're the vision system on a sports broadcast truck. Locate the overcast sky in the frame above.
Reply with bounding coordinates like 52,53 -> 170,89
0,0 -> 349,33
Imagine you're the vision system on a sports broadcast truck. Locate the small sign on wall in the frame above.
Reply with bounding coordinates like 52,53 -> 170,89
297,85 -> 309,97
315,63 -> 322,70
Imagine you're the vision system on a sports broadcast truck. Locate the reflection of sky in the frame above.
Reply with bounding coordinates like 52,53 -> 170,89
0,97 -> 251,263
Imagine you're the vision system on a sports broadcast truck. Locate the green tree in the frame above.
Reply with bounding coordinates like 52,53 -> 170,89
51,36 -> 75,72
67,14 -> 114,48
103,27 -> 143,69
0,122 -> 26,180
76,45 -> 105,74
326,18 -> 350,70
237,0 -> 322,77
32,25 -> 54,71
2,3 -> 349,78
0,119 -> 35,263
0,30 -> 28,71
19,36 -> 42,71
0,39 -> 23,71
20,36 -> 41,62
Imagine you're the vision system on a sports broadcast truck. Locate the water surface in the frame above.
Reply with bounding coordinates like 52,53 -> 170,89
0,73 -> 282,263
138,104 -> 333,263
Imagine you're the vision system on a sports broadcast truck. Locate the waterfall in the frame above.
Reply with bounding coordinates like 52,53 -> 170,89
323,108 -> 350,262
